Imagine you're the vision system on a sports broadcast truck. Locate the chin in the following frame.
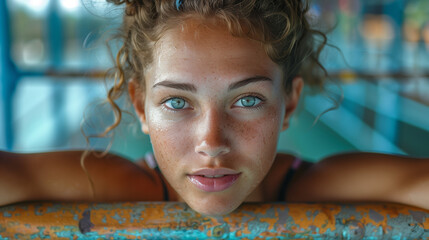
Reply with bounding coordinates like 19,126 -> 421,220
186,195 -> 244,217
191,203 -> 241,217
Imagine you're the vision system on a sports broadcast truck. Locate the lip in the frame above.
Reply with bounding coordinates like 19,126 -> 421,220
187,168 -> 241,192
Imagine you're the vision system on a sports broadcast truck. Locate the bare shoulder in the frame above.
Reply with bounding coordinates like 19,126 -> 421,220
286,152 -> 429,209
261,153 -> 296,201
297,152 -> 427,182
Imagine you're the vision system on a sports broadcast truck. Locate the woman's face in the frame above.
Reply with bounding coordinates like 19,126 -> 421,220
132,19 -> 300,216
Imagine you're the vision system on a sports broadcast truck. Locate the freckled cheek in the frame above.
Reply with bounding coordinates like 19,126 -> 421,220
146,111 -> 194,171
233,108 -> 282,149
225,121 -> 276,175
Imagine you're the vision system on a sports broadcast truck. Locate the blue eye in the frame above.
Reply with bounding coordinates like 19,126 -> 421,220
234,96 -> 262,108
165,97 -> 188,109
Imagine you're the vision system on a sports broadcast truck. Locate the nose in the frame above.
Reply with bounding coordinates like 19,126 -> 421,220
194,108 -> 230,158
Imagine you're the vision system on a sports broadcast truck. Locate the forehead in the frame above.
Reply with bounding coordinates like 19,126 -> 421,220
148,18 -> 281,83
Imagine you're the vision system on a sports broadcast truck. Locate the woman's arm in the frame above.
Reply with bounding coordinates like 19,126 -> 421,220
0,151 -> 165,206
286,152 -> 429,209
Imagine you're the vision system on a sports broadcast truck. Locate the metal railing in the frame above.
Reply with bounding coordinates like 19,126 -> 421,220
1,202 -> 428,239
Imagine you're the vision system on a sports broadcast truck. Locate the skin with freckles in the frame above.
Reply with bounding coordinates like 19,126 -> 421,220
129,18 -> 303,216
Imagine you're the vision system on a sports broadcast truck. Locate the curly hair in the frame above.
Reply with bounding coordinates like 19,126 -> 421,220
98,0 -> 328,136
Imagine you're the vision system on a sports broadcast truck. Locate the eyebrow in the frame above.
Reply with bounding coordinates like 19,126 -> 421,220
152,76 -> 272,92
152,81 -> 197,92
228,76 -> 272,91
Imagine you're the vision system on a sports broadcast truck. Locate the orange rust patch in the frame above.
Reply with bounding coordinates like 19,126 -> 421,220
287,204 -> 339,234
259,217 -> 277,230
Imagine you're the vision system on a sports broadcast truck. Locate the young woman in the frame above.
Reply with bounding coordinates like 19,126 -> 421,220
0,0 -> 428,216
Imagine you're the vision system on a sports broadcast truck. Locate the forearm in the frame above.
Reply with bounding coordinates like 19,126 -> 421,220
0,151 -> 92,205
286,153 -> 429,210
396,158 -> 429,210
0,152 -> 25,205
0,151 -> 165,206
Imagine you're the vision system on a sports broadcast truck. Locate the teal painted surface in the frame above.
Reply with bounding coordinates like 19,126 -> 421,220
278,106 -> 358,162
110,119 -> 153,161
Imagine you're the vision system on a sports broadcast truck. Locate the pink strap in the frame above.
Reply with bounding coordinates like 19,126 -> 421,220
144,152 -> 157,169
291,157 -> 302,170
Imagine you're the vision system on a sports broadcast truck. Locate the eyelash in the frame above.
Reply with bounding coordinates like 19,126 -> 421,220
160,93 -> 266,112
160,96 -> 190,112
233,93 -> 266,110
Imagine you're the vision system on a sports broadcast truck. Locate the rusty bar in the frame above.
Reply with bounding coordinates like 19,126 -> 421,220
1,202 -> 428,239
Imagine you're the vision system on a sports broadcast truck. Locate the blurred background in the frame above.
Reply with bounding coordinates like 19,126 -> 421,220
0,0 -> 428,161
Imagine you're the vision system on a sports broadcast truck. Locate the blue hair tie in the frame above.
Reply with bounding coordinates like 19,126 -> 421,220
176,0 -> 183,10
